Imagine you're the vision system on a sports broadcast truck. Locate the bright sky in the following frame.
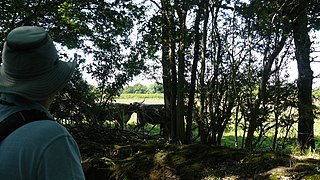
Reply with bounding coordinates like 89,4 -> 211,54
289,30 -> 320,88
79,34 -> 320,88
57,5 -> 320,88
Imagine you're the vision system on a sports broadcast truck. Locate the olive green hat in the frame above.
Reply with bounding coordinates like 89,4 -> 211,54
0,26 -> 76,101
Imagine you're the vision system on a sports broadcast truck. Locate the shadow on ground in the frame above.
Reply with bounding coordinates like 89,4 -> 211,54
67,125 -> 320,180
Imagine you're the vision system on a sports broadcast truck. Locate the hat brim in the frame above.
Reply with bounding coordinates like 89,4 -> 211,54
0,60 -> 77,101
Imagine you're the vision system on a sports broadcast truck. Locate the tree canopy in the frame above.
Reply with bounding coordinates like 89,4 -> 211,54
1,0 -> 319,151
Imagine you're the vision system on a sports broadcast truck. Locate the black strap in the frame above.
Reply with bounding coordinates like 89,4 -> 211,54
0,101 -> 54,142
0,99 -> 16,106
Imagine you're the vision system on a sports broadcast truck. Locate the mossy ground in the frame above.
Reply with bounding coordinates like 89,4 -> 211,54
68,125 -> 320,180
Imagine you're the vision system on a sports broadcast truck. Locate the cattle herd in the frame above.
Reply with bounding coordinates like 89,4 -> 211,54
100,102 -> 166,134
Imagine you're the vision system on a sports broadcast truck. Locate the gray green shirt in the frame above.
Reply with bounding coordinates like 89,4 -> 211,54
0,94 -> 85,180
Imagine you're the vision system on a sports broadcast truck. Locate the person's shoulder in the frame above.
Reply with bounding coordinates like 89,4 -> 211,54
26,120 -> 71,136
1,120 -> 74,150
14,120 -> 73,145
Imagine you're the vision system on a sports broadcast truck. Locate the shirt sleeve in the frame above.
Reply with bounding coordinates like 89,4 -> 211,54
37,134 -> 85,180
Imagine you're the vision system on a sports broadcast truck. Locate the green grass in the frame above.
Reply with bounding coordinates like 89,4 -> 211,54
115,94 -> 164,104
114,95 -> 320,153
123,114 -> 320,153
118,93 -> 164,99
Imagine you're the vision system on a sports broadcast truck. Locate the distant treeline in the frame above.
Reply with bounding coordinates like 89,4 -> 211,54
121,83 -> 163,94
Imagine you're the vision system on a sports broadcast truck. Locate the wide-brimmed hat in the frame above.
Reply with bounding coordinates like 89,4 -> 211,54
0,26 -> 77,101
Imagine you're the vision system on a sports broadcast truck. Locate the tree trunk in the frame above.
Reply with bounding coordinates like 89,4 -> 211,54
160,0 -> 172,140
292,0 -> 315,151
217,94 -> 234,145
169,4 -> 178,142
272,75 -> 280,151
175,0 -> 187,143
160,0 -> 177,141
245,36 -> 287,150
199,0 -> 209,144
186,4 -> 201,144
208,3 -> 222,145
234,101 -> 240,148
272,57 -> 284,151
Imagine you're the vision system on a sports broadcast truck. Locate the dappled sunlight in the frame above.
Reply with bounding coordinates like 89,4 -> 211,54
292,153 -> 320,161
68,125 -> 320,179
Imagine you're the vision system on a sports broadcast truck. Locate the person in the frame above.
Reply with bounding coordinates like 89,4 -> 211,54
0,26 -> 85,179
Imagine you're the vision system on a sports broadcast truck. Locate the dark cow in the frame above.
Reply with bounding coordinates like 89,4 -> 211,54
131,103 -> 199,135
131,102 -> 166,134
112,103 -> 135,129
99,103 -> 134,129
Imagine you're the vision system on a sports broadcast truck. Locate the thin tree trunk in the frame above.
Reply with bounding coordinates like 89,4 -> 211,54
168,2 -> 178,142
272,59 -> 281,151
175,0 -> 187,143
241,111 -> 247,149
160,0 -> 177,141
199,0 -> 209,144
272,83 -> 280,151
186,3 -> 201,144
245,36 -> 287,150
234,101 -> 240,148
208,2 -> 222,145
160,0 -> 172,140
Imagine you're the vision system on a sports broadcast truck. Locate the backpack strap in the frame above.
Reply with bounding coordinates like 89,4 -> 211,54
0,100 -> 54,142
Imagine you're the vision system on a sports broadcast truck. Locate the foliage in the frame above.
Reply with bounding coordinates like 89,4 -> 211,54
0,0 -> 319,151
50,54 -> 97,125
0,0 -> 151,125
122,83 -> 149,94
122,83 -> 164,94
0,0 -> 148,107
141,0 -> 320,150
309,0 -> 320,30
149,83 -> 164,93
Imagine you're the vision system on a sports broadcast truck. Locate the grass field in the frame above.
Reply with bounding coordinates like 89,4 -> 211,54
115,93 -> 164,104
115,94 -> 320,153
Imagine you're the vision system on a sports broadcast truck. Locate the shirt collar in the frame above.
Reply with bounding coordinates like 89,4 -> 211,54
0,94 -> 54,121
